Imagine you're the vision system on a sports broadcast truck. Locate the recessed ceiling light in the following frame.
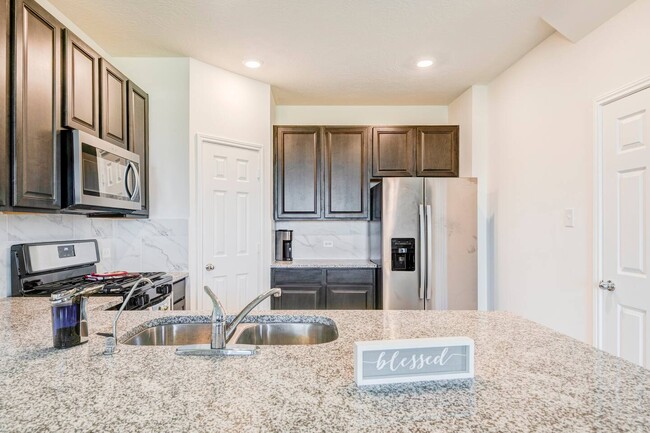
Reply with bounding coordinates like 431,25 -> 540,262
417,59 -> 434,68
243,59 -> 263,69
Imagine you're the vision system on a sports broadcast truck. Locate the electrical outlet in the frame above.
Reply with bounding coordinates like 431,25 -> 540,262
323,240 -> 334,248
102,248 -> 111,259
564,208 -> 575,228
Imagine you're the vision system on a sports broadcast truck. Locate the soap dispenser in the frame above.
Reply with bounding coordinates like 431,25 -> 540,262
50,285 -> 103,349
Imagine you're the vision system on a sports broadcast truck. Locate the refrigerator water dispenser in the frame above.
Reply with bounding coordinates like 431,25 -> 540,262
391,238 -> 415,271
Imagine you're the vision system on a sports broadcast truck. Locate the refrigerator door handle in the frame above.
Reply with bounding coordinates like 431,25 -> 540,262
426,204 -> 433,301
418,204 -> 426,300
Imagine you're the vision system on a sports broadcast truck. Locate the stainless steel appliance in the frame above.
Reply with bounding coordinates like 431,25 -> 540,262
370,178 -> 477,310
275,229 -> 293,262
10,239 -> 173,311
62,129 -> 142,214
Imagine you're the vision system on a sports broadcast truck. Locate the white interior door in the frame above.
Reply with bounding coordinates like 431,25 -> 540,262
601,87 -> 650,368
201,140 -> 261,313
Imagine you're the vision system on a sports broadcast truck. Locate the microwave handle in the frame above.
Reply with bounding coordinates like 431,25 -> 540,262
124,162 -> 141,201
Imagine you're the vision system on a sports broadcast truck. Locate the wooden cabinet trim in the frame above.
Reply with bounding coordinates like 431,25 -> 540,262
415,125 -> 459,177
273,126 -> 322,220
127,81 -> 149,213
372,126 -> 416,177
13,0 -> 62,209
100,58 -> 128,148
323,126 -> 369,220
63,29 -> 99,135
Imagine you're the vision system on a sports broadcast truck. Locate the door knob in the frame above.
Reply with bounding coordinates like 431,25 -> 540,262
205,264 -> 215,271
598,280 -> 616,292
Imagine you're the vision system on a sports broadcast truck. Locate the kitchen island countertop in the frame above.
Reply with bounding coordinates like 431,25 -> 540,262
0,298 -> 648,432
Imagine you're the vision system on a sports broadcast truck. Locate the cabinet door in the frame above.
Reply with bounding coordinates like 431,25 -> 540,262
274,126 -> 321,220
62,29 -> 99,136
271,268 -> 325,309
271,285 -> 325,310
13,0 -> 62,209
100,59 -> 128,148
327,285 -> 374,309
323,127 -> 369,219
415,126 -> 459,177
0,0 -> 9,208
325,269 -> 375,310
127,81 -> 149,214
372,127 -> 415,177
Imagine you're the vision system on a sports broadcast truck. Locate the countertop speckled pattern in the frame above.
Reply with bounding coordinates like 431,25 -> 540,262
271,259 -> 378,268
0,298 -> 649,432
166,271 -> 189,283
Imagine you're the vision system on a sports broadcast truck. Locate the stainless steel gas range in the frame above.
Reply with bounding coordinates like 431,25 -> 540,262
10,239 -> 174,311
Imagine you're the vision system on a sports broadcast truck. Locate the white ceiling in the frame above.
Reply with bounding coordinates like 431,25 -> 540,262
48,0 -> 556,105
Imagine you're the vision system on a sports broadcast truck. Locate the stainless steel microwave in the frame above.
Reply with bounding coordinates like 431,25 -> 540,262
62,130 -> 142,214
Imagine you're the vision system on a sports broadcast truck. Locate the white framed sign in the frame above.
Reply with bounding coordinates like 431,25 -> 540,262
354,337 -> 474,386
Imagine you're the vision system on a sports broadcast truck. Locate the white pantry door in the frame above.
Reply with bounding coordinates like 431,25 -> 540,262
201,140 -> 261,312
601,87 -> 650,368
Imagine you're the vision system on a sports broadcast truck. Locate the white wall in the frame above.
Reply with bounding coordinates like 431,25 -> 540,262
448,85 -> 490,310
485,0 -> 650,342
113,58 -> 190,219
274,105 -> 448,125
188,59 -> 273,310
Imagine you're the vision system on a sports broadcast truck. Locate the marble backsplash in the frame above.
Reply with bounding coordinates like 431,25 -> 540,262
274,221 -> 369,260
0,214 -> 188,297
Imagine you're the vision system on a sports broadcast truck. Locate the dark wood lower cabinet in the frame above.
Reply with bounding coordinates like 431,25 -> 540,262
271,268 -> 376,310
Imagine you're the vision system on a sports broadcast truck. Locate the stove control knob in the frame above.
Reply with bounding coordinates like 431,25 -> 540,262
156,285 -> 171,295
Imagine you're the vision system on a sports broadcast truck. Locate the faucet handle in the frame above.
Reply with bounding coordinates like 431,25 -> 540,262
204,286 -> 226,320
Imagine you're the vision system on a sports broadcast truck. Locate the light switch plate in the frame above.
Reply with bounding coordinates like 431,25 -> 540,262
102,248 -> 112,258
564,208 -> 575,228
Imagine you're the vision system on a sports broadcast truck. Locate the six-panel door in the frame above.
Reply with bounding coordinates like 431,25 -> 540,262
601,87 -> 650,368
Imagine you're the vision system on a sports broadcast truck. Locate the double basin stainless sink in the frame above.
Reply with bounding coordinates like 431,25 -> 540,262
123,319 -> 338,346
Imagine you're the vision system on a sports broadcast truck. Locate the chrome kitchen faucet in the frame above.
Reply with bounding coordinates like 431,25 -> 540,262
176,286 -> 282,356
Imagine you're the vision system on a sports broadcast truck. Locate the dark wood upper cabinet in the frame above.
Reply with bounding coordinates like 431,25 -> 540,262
100,59 -> 128,148
415,126 -> 459,177
13,0 -> 62,209
372,127 -> 416,177
127,81 -> 149,214
0,0 -> 9,208
323,127 -> 369,219
274,126 -> 321,220
62,29 -> 99,136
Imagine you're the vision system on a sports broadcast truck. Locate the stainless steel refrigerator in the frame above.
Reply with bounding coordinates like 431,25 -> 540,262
370,178 -> 477,310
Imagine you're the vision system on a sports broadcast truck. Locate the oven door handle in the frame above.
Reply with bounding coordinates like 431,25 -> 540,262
124,162 -> 141,201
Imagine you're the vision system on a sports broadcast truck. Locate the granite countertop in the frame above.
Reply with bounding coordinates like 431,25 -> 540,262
166,271 -> 189,283
271,259 -> 378,268
1,298 -> 649,432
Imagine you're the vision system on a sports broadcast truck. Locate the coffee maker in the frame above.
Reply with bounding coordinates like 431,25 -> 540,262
275,230 -> 293,262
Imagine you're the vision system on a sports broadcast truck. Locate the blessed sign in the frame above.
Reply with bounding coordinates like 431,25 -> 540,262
354,337 -> 474,386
